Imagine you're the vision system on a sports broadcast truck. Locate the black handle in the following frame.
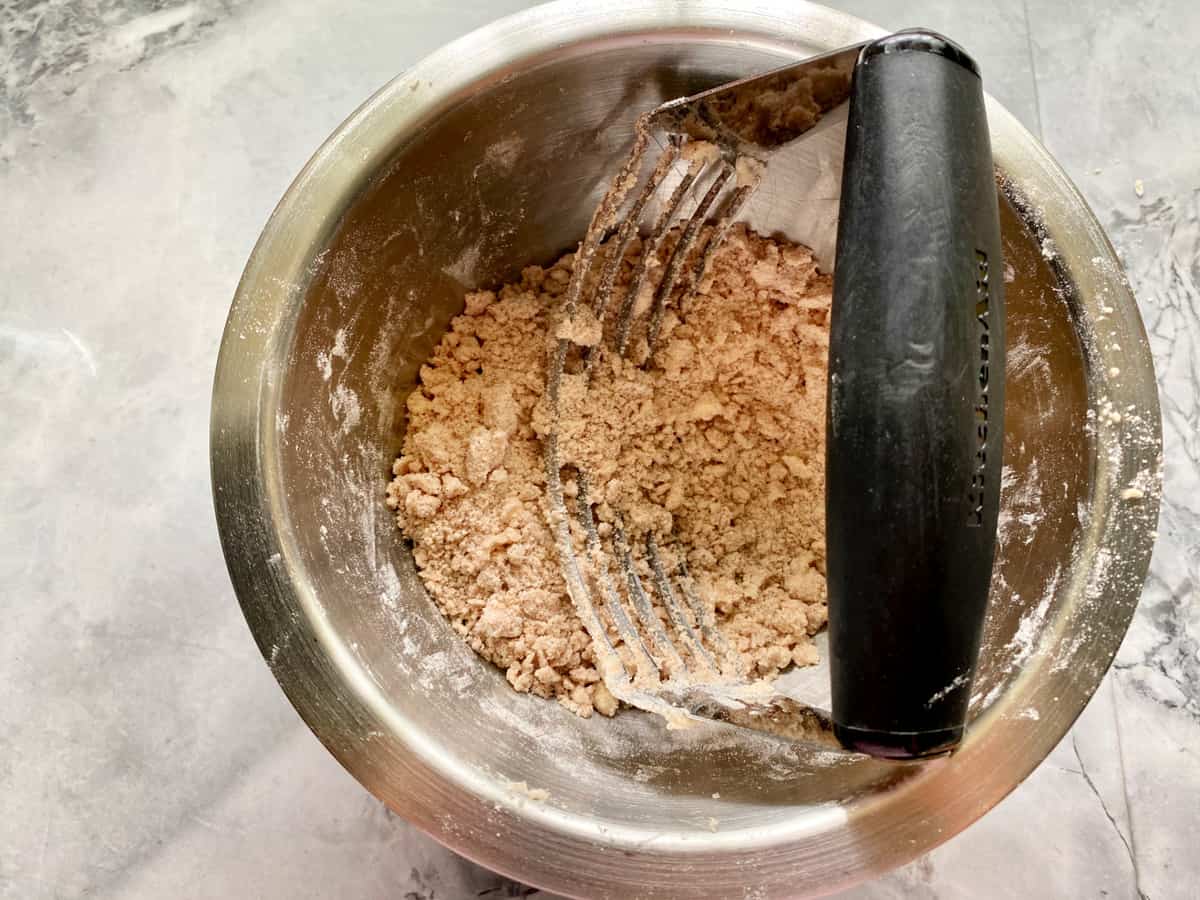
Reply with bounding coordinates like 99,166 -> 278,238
826,31 -> 1005,759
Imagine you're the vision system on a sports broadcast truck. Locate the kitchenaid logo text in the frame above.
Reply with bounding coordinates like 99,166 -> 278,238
967,249 -> 990,527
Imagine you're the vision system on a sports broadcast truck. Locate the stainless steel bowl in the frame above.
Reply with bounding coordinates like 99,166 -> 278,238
211,2 -> 1162,896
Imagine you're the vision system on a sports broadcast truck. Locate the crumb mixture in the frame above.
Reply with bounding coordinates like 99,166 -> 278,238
387,225 -> 832,717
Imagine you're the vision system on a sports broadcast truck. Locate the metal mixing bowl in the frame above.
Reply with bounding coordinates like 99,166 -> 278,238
211,2 -> 1161,896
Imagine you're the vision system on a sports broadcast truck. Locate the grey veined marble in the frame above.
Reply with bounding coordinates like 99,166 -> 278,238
1,1 -> 1196,898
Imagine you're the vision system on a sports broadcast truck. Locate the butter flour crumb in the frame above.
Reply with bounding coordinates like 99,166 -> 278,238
505,780 -> 550,802
388,225 -> 831,718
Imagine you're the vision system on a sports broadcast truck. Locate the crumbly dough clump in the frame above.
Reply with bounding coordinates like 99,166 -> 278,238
387,225 -> 831,717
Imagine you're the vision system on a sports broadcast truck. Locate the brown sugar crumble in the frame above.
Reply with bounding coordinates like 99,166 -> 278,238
387,225 -> 831,718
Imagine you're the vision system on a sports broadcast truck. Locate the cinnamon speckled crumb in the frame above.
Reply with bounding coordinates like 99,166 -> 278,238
388,225 -> 830,717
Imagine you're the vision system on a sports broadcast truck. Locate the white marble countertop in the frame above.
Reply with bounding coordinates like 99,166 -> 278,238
2,1 -> 1196,897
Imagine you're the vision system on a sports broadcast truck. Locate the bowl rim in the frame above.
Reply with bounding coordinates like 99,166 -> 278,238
210,1 -> 1162,896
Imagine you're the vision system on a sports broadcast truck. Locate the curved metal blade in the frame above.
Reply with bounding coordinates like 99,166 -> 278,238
646,42 -> 865,153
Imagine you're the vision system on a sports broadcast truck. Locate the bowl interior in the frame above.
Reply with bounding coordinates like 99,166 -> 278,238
272,32 -> 1088,826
